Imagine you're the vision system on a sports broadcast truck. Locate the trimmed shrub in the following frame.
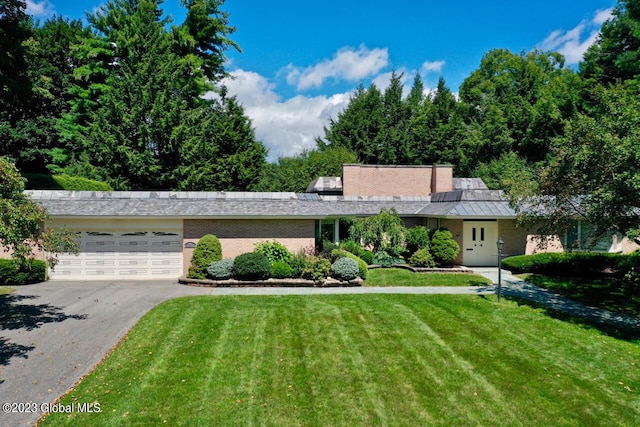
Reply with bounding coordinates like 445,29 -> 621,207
254,240 -> 292,264
405,226 -> 430,255
207,259 -> 234,280
430,229 -> 460,266
233,252 -> 271,280
360,250 -> 374,265
502,252 -> 620,278
24,173 -> 113,191
340,239 -> 366,258
301,256 -> 331,282
331,249 -> 368,279
331,257 -> 360,281
0,259 -> 47,285
188,234 -> 223,279
271,260 -> 294,279
409,247 -> 435,267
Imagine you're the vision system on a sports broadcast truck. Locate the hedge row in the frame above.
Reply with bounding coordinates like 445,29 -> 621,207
502,252 -> 628,279
24,173 -> 113,191
0,259 -> 47,285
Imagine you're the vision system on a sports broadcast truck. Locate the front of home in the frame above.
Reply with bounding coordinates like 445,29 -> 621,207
18,164 -> 626,280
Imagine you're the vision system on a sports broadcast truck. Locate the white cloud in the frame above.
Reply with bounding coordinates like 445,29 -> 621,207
539,8 -> 614,64
25,0 -> 55,18
420,60 -> 445,74
593,8 -> 613,25
285,45 -> 389,91
219,60 -> 445,161
220,70 -> 351,160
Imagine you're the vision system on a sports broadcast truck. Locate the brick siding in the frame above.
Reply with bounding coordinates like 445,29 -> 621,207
183,219 -> 315,272
498,220 -> 529,258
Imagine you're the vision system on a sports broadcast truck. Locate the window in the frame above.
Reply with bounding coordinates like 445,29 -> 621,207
315,219 -> 338,248
563,220 -> 623,252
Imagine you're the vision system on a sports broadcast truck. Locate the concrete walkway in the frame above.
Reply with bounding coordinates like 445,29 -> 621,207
1,273 -> 638,426
474,267 -> 640,331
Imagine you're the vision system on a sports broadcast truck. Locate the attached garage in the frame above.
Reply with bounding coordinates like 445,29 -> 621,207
49,219 -> 183,280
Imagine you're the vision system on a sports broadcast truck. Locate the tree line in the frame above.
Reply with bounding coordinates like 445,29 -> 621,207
1,0 -> 265,190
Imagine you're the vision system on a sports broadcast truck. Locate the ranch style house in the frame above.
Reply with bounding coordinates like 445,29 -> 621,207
12,164 -> 636,280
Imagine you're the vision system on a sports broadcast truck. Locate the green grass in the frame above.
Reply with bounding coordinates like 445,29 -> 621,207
516,273 -> 640,317
41,295 -> 639,427
364,267 -> 492,287
0,286 -> 14,296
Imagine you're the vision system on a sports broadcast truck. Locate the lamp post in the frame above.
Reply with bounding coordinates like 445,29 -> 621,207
496,238 -> 504,303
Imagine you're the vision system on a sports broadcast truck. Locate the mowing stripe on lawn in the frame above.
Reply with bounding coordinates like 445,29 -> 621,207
197,305 -> 236,425
40,295 -> 640,427
390,302 -> 517,423
326,300 -> 390,426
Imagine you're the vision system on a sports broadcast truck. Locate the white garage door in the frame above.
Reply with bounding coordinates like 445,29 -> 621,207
51,229 -> 183,280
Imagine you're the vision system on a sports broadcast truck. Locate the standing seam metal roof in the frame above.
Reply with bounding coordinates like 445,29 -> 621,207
26,190 -> 517,218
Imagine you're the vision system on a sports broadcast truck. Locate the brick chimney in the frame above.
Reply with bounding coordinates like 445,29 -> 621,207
341,164 -> 453,197
431,165 -> 453,194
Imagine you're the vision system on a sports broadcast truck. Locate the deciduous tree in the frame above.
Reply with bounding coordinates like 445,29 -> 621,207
0,157 -> 77,270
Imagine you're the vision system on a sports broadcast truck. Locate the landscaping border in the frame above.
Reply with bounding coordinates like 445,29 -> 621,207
179,276 -> 363,287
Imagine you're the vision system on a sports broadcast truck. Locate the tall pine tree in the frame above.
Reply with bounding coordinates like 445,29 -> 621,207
59,0 -> 265,190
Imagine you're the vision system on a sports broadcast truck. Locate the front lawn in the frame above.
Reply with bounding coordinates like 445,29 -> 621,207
517,273 -> 640,317
0,286 -> 14,296
41,295 -> 639,426
364,267 -> 491,287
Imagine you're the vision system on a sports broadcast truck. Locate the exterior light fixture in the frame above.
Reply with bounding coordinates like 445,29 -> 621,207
497,239 -> 504,302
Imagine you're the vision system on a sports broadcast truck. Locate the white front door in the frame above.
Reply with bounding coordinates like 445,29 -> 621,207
463,221 -> 498,266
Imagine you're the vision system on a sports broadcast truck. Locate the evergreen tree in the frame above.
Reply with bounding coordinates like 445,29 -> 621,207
318,84 -> 384,163
14,17 -> 92,173
0,0 -> 31,110
375,71 -> 410,164
57,0 -> 263,190
581,0 -> 640,88
174,91 -> 266,190
0,0 -> 32,161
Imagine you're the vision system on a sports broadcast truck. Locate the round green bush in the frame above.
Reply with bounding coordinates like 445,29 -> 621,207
409,247 -> 435,267
207,259 -> 234,280
188,234 -> 222,279
331,248 -> 368,279
330,257 -> 360,281
233,252 -> 271,280
301,256 -> 331,282
254,240 -> 292,264
430,229 -> 460,266
405,226 -> 430,255
271,260 -> 294,279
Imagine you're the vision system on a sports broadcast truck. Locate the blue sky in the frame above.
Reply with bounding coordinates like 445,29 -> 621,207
28,0 -> 617,160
